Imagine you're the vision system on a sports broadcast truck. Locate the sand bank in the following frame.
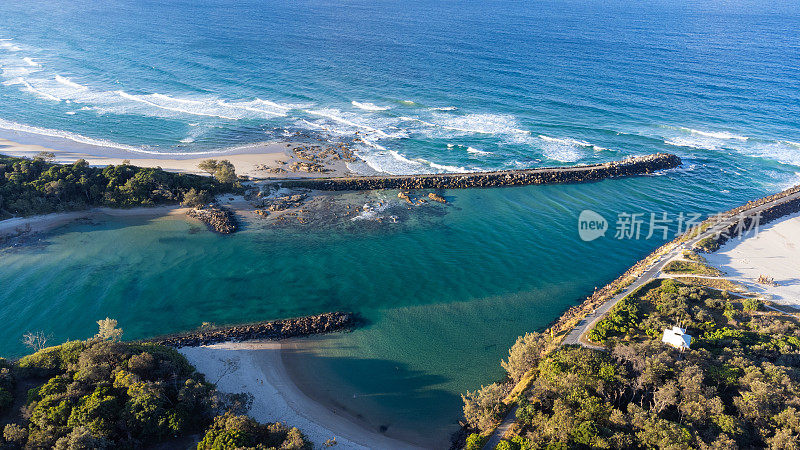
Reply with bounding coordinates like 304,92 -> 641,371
0,205 -> 187,240
705,212 -> 800,308
0,137 -> 352,179
179,341 -> 423,450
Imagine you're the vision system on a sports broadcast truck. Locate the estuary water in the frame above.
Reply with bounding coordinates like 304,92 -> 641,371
1,0 -> 799,445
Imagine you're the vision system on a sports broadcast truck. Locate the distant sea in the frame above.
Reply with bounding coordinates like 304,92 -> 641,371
1,0 -> 799,446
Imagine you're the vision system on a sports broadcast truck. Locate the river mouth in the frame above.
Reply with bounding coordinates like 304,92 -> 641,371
0,167 -> 794,443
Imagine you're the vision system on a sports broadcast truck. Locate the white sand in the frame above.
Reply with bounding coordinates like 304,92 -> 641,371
179,341 -> 424,450
0,137 -> 351,179
705,212 -> 800,307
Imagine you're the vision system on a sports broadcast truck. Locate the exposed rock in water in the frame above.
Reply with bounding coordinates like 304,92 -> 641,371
147,311 -> 360,347
398,191 -> 413,204
428,192 -> 446,203
265,193 -> 307,212
187,206 -> 237,234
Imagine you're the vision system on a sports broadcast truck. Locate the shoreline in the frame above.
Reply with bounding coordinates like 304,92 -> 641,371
0,205 -> 188,241
179,341 -> 424,450
0,135 -> 354,179
705,211 -> 800,308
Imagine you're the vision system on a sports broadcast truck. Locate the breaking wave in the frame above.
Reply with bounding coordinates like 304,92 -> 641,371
351,101 -> 390,111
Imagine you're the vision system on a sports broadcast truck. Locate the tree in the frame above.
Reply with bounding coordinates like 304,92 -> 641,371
198,159 -> 237,183
461,383 -> 506,432
197,412 -> 311,450
95,318 -> 123,342
34,151 -> 56,162
22,330 -> 52,352
182,188 -> 212,207
501,332 -> 545,382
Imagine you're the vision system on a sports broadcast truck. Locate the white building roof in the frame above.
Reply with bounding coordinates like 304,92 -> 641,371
662,326 -> 692,350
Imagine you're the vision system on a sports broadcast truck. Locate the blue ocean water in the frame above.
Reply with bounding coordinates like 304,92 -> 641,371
1,0 -> 799,175
2,0 -> 800,446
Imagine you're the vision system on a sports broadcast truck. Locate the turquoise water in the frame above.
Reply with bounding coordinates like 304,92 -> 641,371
1,0 -> 800,445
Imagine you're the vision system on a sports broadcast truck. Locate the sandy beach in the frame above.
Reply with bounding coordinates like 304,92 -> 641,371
0,136 -> 353,179
179,341 -> 424,450
705,212 -> 800,308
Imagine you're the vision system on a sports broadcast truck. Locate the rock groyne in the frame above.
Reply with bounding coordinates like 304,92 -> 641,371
187,206 -> 237,234
276,153 -> 681,191
147,311 -> 359,347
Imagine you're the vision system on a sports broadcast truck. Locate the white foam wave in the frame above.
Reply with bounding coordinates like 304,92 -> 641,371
305,109 -> 392,138
55,74 -> 87,90
217,99 -> 286,117
359,137 -> 387,151
22,57 -> 39,67
424,160 -> 467,172
11,78 -> 61,101
351,101 -> 390,111
781,140 -> 800,149
430,106 -> 457,111
1,66 -> 32,78
430,113 -> 530,136
0,42 -> 21,51
538,135 -> 606,151
678,127 -> 748,141
0,118 -> 257,156
0,118 -> 144,152
117,91 -> 239,120
466,146 -> 492,155
389,150 -> 423,166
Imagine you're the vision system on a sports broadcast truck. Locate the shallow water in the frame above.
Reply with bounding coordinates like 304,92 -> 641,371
1,0 -> 800,445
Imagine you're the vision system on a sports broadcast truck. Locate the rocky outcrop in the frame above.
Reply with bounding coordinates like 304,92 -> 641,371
187,206 -> 237,234
265,193 -> 307,212
275,153 -> 682,191
147,312 -> 360,347
428,192 -> 446,203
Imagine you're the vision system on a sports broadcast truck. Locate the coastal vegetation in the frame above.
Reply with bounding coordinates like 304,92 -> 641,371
463,278 -> 800,449
0,153 -> 237,219
197,412 -> 310,450
662,260 -> 723,277
0,319 -> 311,449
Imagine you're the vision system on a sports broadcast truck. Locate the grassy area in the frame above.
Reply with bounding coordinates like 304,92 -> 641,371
681,250 -> 707,263
671,275 -> 749,293
663,259 -> 723,276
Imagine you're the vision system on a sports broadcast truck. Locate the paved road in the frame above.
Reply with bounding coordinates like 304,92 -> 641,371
482,405 -> 518,450
563,188 -> 800,347
481,189 -> 800,449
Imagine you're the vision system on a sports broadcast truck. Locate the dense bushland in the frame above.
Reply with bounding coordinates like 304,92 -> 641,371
0,319 -> 311,449
0,154 -> 236,219
464,279 -> 800,449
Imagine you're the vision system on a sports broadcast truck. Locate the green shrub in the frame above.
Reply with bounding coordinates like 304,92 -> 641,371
18,341 -> 87,374
495,439 -> 514,450
742,298 -> 762,312
464,433 -> 488,450
197,412 -> 311,450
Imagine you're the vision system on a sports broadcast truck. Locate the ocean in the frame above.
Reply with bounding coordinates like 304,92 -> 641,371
1,0 -> 799,446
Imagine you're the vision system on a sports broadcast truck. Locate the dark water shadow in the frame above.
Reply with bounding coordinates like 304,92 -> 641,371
281,340 -> 461,447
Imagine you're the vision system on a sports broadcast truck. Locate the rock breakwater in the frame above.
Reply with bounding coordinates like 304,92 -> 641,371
187,206 -> 238,234
276,153 -> 681,191
148,311 -> 360,347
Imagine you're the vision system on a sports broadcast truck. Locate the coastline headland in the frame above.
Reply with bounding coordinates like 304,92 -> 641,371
147,311 -> 360,347
275,153 -> 682,191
